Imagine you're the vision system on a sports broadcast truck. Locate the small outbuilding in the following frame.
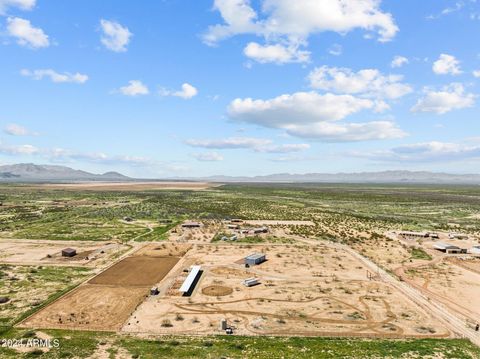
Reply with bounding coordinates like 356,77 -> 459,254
179,265 -> 202,296
449,233 -> 469,240
399,231 -> 428,238
61,248 -> 77,257
182,222 -> 202,228
243,277 -> 259,287
253,227 -> 268,234
469,245 -> 480,255
150,287 -> 159,296
433,242 -> 466,254
244,253 -> 266,266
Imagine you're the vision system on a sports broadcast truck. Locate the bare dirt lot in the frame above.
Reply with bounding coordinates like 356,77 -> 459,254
89,256 -> 180,286
0,239 -> 127,267
18,243 -> 185,331
123,242 -> 449,338
19,285 -> 148,331
35,181 -> 218,191
399,259 -> 480,325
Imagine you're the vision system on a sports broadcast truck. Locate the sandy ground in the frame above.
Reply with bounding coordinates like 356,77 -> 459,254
0,239 -> 128,267
123,242 -> 448,338
169,222 -> 220,243
35,182 -> 218,191
18,243 -> 184,331
19,285 -> 149,331
388,231 -> 480,332
89,256 -> 180,287
400,260 -> 480,325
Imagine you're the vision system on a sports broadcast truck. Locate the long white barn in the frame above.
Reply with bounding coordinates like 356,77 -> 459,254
179,265 -> 202,294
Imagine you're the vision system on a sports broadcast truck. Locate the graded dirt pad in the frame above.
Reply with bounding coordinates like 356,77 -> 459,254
201,285 -> 233,296
0,239 -> 125,266
401,260 -> 480,324
124,243 -> 449,338
89,256 -> 179,286
19,285 -> 148,331
134,243 -> 191,257
36,181 -> 218,191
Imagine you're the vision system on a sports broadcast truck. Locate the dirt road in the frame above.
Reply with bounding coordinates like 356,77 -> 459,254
343,243 -> 480,346
291,236 -> 480,346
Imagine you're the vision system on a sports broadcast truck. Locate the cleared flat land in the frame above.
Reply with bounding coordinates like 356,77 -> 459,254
124,242 -> 449,338
0,239 -> 126,266
19,285 -> 148,331
89,255 -> 180,286
3,183 -> 480,356
36,181 -> 218,191
19,244 -> 183,331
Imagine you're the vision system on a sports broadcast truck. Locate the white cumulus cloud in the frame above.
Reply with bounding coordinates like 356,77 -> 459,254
100,19 -> 132,52
118,80 -> 149,96
6,16 -> 49,48
432,54 -> 462,75
160,83 -> 198,99
228,92 -> 375,127
244,42 -> 310,64
411,83 -> 475,114
20,69 -> 88,84
203,0 -> 398,63
227,91 -> 406,142
0,0 -> 35,15
308,66 -> 412,100
391,55 -> 408,68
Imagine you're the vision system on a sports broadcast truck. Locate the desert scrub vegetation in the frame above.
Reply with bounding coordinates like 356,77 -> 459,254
0,265 -> 90,327
1,183 -> 480,242
1,329 -> 478,359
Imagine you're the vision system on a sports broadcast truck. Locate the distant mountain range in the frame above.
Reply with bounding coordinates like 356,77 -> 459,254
1,164 -> 480,184
0,163 -> 130,182
196,171 -> 480,184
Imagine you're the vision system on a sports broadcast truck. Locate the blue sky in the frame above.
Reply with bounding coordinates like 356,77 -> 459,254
1,0 -> 480,178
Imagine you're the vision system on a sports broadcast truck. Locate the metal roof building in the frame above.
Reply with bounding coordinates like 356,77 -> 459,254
179,265 -> 202,295
433,242 -> 458,250
182,222 -> 202,228
243,277 -> 259,287
61,248 -> 77,257
433,242 -> 466,253
399,231 -> 428,238
244,253 -> 266,266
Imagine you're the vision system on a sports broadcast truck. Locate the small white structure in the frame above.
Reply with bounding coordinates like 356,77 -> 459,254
469,245 -> 480,254
449,233 -> 469,240
179,265 -> 202,295
243,277 -> 259,287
